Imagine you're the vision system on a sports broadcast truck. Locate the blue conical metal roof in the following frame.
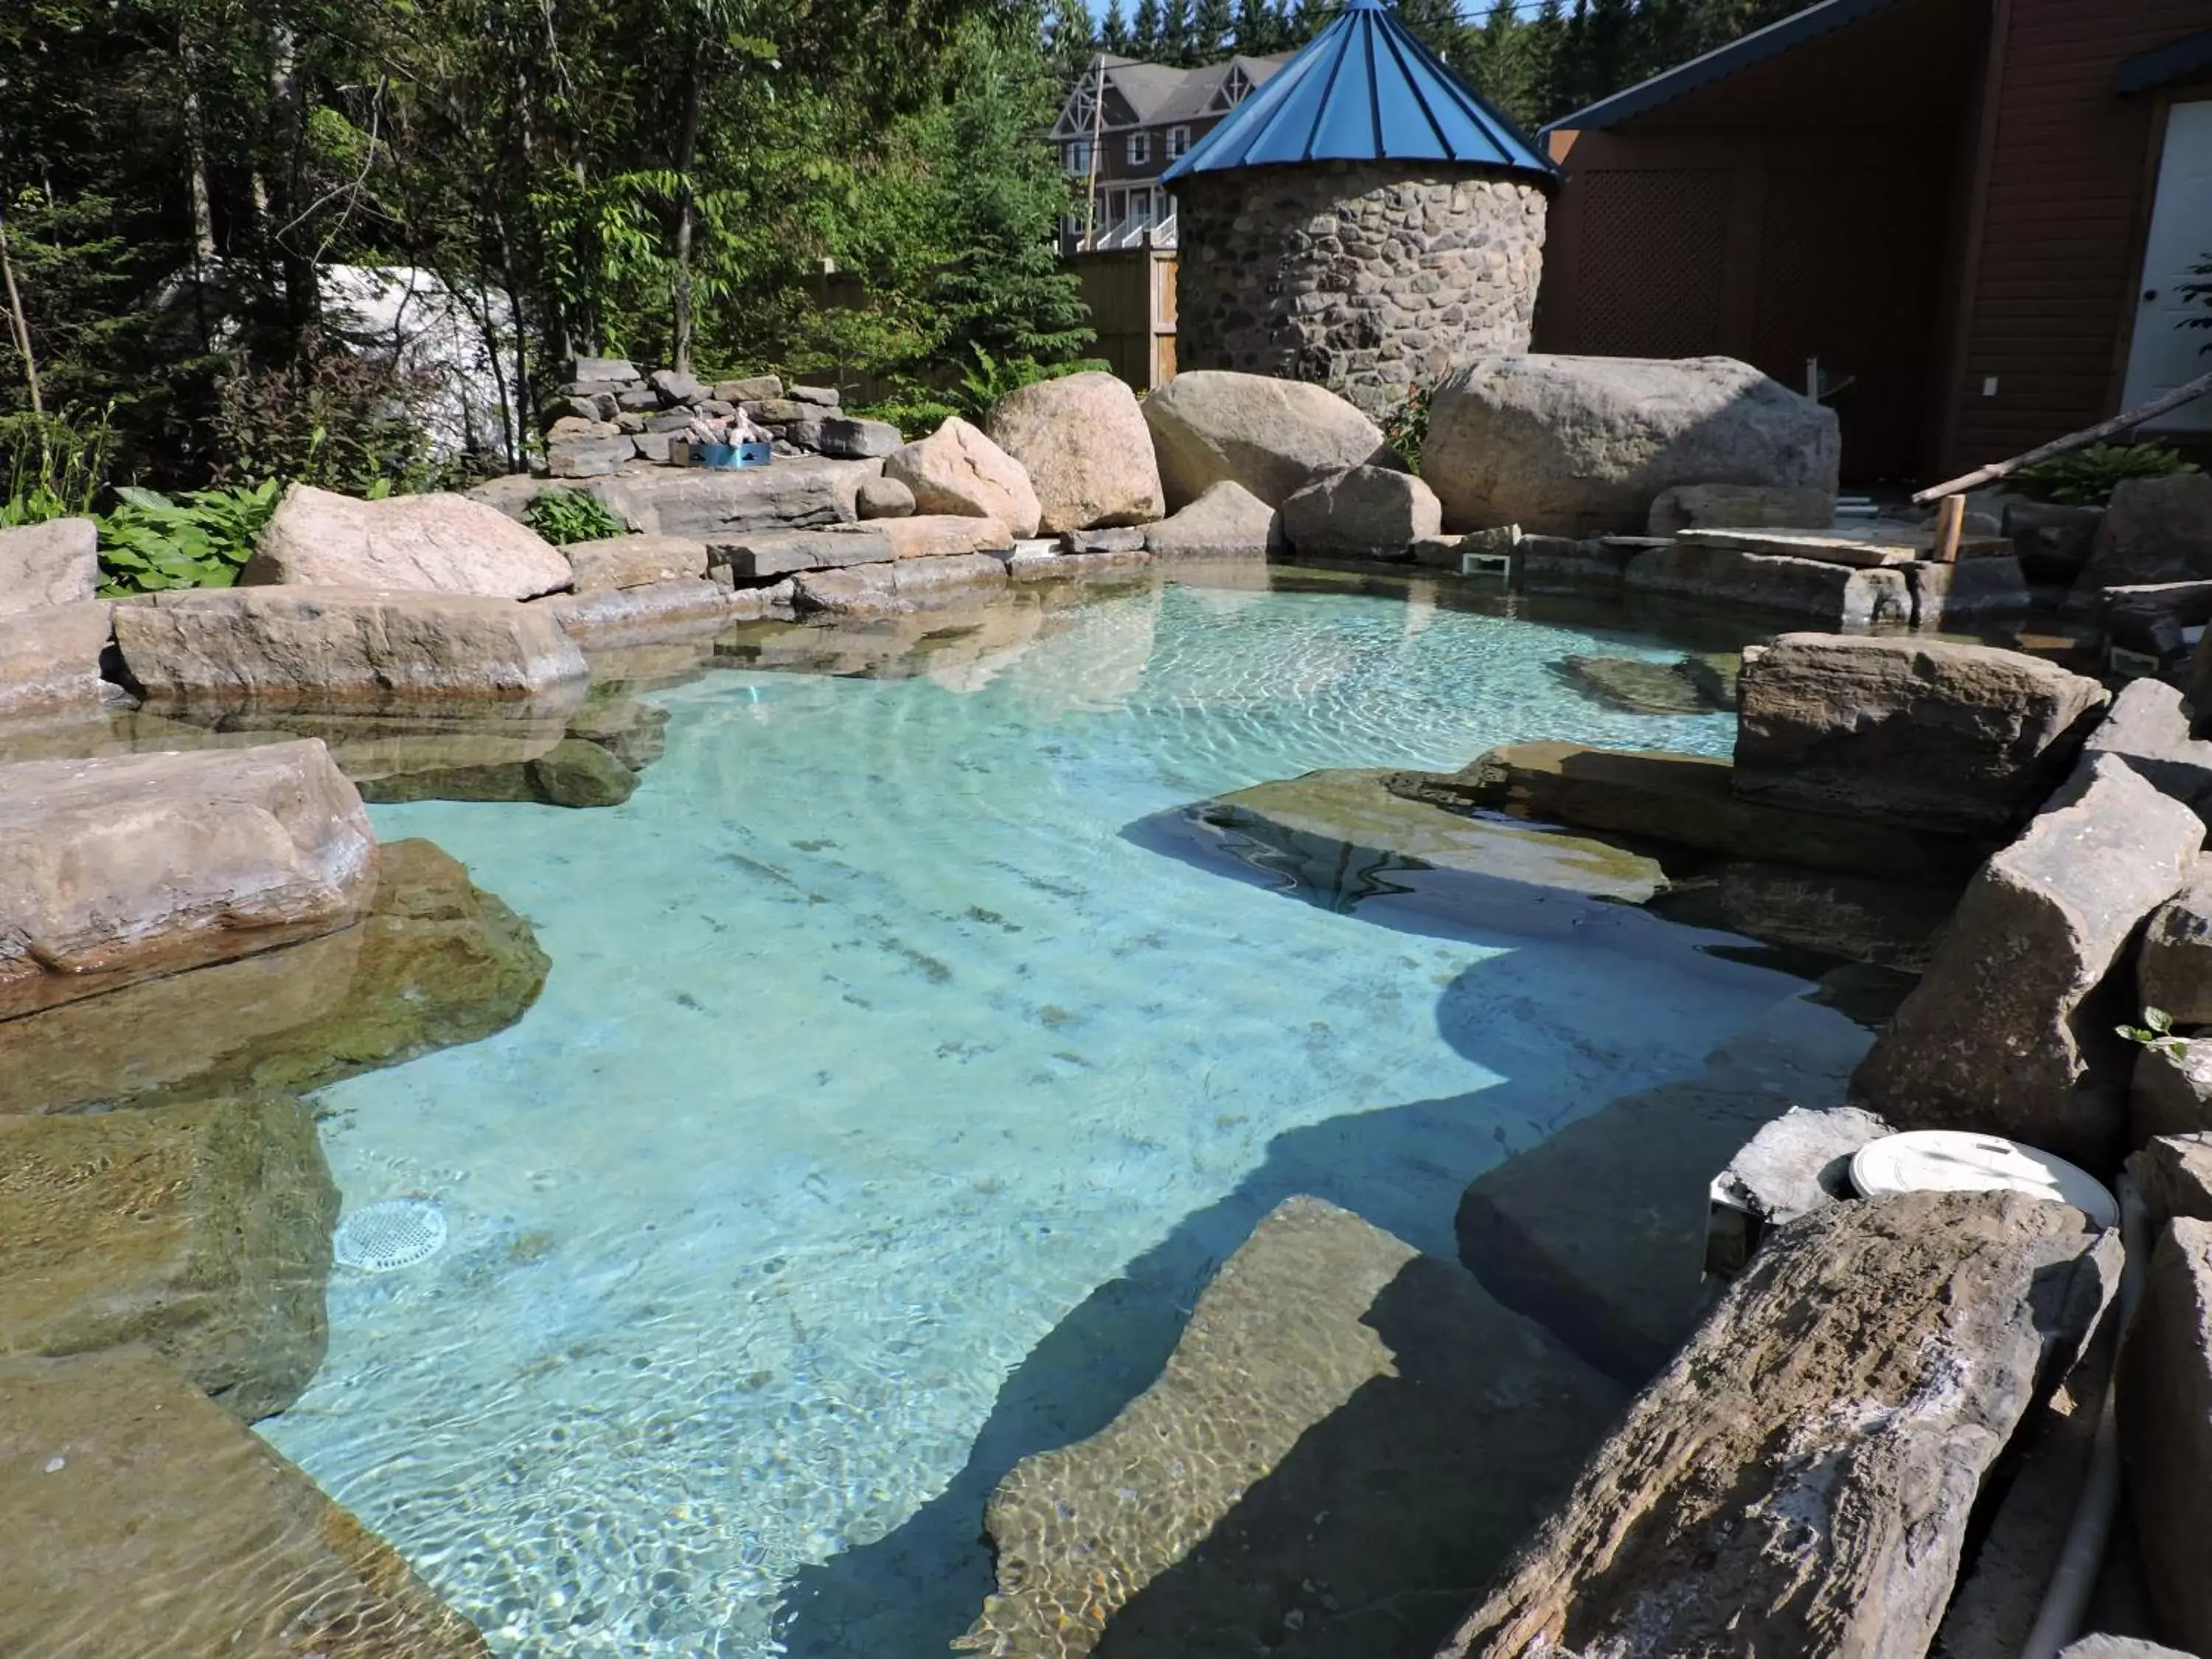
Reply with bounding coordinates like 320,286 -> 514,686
1161,0 -> 1556,183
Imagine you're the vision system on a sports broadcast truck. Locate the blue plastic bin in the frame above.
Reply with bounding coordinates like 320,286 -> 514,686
696,440 -> 773,469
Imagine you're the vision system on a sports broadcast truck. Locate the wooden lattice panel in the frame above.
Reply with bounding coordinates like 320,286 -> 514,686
1572,170 -> 1731,358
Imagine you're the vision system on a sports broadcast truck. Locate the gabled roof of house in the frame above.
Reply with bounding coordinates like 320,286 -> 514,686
1051,52 -> 1291,139
1540,0 -> 1905,133
1161,0 -> 1554,182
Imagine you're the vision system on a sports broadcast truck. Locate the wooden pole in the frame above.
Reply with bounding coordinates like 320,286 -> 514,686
1083,54 -> 1105,252
1913,366 -> 2212,504
1932,495 -> 1964,564
0,201 -> 42,417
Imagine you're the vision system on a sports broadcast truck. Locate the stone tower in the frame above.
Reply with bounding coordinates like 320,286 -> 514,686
1161,0 -> 1557,418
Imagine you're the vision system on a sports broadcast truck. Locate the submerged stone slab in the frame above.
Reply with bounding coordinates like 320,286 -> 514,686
358,735 -> 635,808
1457,992 -> 1874,1381
1852,755 -> 2202,1168
0,1347 -> 493,1657
0,598 -> 116,719
1197,768 -> 1666,905
1624,541 -> 1911,628
1735,634 -> 2110,836
0,740 -> 378,1019
0,1093 -> 335,1422
1443,1192 -> 2119,1659
1426,740 -> 1992,883
114,586 -> 591,712
1555,653 -> 1736,715
0,838 -> 549,1115
958,1197 -> 1624,1659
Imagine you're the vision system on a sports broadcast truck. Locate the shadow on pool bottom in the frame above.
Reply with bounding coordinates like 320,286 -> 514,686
770,804 -> 1883,1659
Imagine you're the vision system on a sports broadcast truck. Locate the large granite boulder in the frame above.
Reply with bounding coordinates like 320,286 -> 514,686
1734,634 -> 2111,835
0,599 -> 116,719
1279,465 -> 1442,558
0,517 -> 100,613
0,741 -> 377,1019
0,1093 -> 335,1422
1646,483 -> 1835,537
958,1198 -> 1624,1659
2140,859 -> 2212,1027
1424,355 -> 1840,536
1141,370 -> 1389,509
1144,480 -> 1281,560
1851,755 -> 2202,1166
2136,1039 -> 2212,1144
113,586 -> 590,712
986,370 -> 1164,533
2072,473 -> 2212,597
1196,768 -> 1666,905
0,1347 -> 492,1655
0,838 -> 547,1115
2119,1217 -> 2212,1653
883,417 -> 1041,538
2086,678 -> 2212,819
560,532 -> 707,592
1441,1191 -> 2119,1659
244,483 -> 573,599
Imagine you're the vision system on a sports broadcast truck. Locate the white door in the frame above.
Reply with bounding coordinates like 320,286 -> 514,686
2124,99 -> 2212,432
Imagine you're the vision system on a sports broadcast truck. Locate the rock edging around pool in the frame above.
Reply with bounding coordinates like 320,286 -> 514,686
0,743 -> 551,1652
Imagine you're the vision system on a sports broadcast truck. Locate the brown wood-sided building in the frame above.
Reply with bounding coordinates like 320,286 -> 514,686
1534,0 -> 2212,483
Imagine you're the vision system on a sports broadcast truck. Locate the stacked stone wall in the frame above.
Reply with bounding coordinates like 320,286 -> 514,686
1175,161 -> 1548,417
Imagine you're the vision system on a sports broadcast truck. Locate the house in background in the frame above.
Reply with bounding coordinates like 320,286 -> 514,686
1051,53 -> 1290,253
1534,0 -> 2212,482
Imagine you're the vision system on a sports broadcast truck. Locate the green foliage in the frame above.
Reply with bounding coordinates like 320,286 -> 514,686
2016,442 -> 2201,507
1380,383 -> 1431,474
947,345 -> 1108,422
1,409 -> 117,526
2119,1006 -> 2188,1062
522,488 -> 626,546
212,334 -> 441,495
97,480 -> 282,596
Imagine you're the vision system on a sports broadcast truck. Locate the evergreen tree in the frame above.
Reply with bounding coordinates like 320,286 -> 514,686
1232,0 -> 1280,52
1046,0 -> 1097,83
1161,0 -> 1194,63
1193,0 -> 1235,60
1391,0 -> 1467,65
1291,0 -> 1333,46
1102,0 -> 1134,53
1133,0 -> 1164,58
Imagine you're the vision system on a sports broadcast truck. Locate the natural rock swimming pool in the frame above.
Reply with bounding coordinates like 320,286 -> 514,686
255,575 -> 1818,1655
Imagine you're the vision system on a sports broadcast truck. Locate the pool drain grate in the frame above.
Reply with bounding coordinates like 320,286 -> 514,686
333,1198 -> 449,1272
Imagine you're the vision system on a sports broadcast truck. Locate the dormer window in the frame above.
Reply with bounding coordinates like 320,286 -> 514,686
1166,125 -> 1191,161
1127,131 -> 1151,167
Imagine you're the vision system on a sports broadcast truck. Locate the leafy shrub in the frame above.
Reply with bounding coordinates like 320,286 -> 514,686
97,480 -> 282,595
1380,383 -> 1430,474
522,488 -> 626,545
213,331 -> 442,495
2119,1005 -> 2188,1062
1,408 -> 117,526
2016,442 -> 2199,506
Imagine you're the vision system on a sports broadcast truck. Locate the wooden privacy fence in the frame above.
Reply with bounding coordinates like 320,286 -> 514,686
1066,248 -> 1177,392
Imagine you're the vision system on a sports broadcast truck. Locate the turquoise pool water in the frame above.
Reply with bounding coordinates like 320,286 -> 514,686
260,580 -> 1801,1655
